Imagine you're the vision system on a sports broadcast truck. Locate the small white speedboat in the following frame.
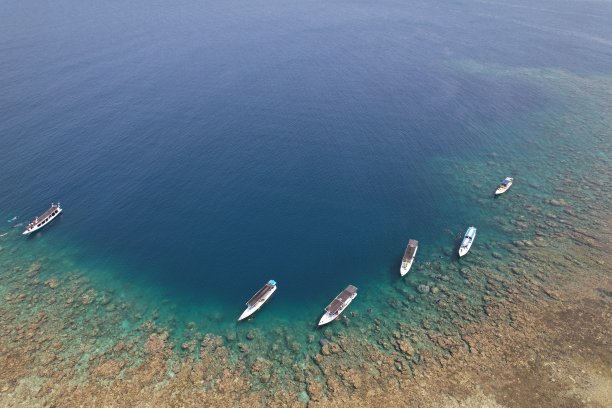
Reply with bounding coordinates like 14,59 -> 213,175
400,239 -> 418,276
458,226 -> 477,257
238,280 -> 277,321
495,177 -> 513,195
318,285 -> 357,326
23,203 -> 62,235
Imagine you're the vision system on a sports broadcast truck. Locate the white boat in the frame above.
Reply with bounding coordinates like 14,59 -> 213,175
495,177 -> 513,195
318,285 -> 357,326
238,280 -> 277,321
23,203 -> 62,235
400,239 -> 418,276
458,226 -> 476,257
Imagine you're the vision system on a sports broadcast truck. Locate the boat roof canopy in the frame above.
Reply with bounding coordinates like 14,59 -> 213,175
246,283 -> 275,306
403,239 -> 419,260
325,285 -> 357,314
33,204 -> 60,222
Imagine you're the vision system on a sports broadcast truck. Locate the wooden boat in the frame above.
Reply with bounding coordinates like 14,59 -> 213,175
318,285 -> 357,326
400,239 -> 418,276
238,280 -> 277,321
23,203 -> 62,235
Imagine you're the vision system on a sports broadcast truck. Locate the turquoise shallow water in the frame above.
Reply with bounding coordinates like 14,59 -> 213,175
1,0 -> 611,379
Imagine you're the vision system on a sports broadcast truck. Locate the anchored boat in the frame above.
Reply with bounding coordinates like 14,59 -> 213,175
318,285 -> 357,326
400,239 -> 418,276
238,280 -> 277,321
458,226 -> 476,257
23,203 -> 62,235
495,177 -> 513,195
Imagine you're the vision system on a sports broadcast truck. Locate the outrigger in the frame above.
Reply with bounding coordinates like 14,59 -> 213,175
318,285 -> 357,326
23,203 -> 62,235
238,280 -> 277,321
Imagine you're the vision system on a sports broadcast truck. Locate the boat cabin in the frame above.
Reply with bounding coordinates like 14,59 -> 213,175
325,285 -> 357,315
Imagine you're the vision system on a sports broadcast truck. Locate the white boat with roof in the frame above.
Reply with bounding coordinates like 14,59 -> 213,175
238,280 -> 277,321
23,203 -> 62,235
318,285 -> 357,326
400,239 -> 418,276
495,177 -> 513,195
458,226 -> 476,257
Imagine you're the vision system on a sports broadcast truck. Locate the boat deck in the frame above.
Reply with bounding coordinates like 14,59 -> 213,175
246,283 -> 275,306
325,285 -> 357,314
403,239 -> 418,261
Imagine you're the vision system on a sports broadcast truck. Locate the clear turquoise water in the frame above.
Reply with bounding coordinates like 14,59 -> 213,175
1,0 -> 611,369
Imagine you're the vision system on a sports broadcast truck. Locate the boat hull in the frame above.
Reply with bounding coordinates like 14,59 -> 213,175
495,187 -> 510,195
238,285 -> 277,321
495,178 -> 513,195
400,246 -> 418,276
458,227 -> 476,257
23,207 -> 62,235
458,245 -> 471,257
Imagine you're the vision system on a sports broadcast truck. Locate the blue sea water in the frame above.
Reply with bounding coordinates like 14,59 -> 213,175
1,0 -> 611,337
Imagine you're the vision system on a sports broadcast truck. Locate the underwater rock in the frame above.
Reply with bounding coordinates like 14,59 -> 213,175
144,331 -> 169,355
417,284 -> 430,294
306,380 -> 324,402
338,367 -> 362,389
39,352 -> 57,365
80,290 -> 96,305
297,390 -> 310,404
26,262 -> 42,277
45,278 -> 59,289
92,359 -> 127,379
201,334 -> 224,352
396,340 -> 415,356
431,287 -> 440,295
181,340 -> 196,352
246,330 -> 257,340
321,344 -> 331,356
546,198 -> 567,206
250,358 -> 273,383
319,338 -> 330,347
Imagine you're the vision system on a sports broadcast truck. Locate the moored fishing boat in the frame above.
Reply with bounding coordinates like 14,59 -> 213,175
458,226 -> 476,257
400,239 -> 418,276
318,285 -> 357,326
495,177 -> 513,195
23,203 -> 62,235
238,280 -> 277,321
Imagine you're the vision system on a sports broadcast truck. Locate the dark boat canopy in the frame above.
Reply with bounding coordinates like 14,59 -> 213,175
325,285 -> 357,314
403,239 -> 419,261
246,282 -> 275,307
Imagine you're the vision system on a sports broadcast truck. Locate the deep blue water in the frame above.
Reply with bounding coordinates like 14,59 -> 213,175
1,0 -> 611,319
